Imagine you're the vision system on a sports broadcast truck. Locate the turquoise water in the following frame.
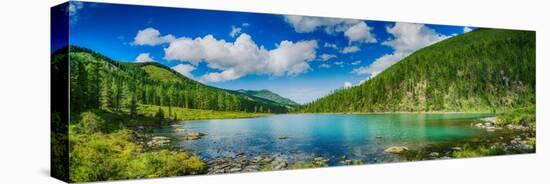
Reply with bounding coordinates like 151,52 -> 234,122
153,113 -> 494,165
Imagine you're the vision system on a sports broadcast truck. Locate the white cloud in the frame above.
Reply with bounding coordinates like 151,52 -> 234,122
171,64 -> 196,79
358,73 -> 379,84
344,81 -> 352,88
229,25 -> 242,38
324,42 -> 338,50
353,23 -> 450,76
334,61 -> 344,65
352,52 -> 408,75
284,16 -> 377,45
267,40 -> 318,76
68,1 -> 83,15
133,27 -> 175,46
283,15 -> 360,34
242,23 -> 250,27
135,53 -> 155,63
319,63 -> 331,68
319,53 -> 337,61
68,1 -> 84,24
340,45 -> 360,54
464,26 -> 472,33
382,22 -> 449,53
344,22 -> 377,44
351,60 -> 361,65
164,33 -> 318,82
201,69 -> 242,82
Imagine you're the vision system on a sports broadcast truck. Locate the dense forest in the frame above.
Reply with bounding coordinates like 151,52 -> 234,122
299,29 -> 535,113
57,46 -> 290,116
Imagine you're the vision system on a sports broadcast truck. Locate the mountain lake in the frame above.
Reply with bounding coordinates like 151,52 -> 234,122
152,113 -> 496,165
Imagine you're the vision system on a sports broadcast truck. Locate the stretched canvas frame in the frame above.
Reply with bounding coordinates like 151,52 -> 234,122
51,1 -> 536,183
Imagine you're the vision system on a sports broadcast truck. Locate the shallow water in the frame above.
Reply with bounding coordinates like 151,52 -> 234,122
153,113 -> 494,165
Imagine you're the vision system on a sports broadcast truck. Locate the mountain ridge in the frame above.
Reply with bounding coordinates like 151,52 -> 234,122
299,28 -> 535,113
236,89 -> 301,109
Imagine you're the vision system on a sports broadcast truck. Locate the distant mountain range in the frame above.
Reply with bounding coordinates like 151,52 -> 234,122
299,29 -> 535,113
236,89 -> 301,109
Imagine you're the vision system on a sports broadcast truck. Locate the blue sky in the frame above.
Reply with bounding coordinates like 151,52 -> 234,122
65,1 -> 473,104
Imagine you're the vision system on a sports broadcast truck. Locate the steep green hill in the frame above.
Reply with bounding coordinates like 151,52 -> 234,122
61,46 -> 289,114
236,89 -> 301,109
299,29 -> 535,113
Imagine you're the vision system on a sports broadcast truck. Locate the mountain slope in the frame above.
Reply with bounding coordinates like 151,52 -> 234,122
236,89 -> 301,109
299,29 -> 535,113
62,46 -> 290,114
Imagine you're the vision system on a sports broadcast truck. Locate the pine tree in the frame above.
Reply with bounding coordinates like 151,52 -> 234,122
154,107 -> 164,124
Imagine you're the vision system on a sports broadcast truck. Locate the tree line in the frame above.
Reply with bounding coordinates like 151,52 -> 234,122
66,46 -> 288,116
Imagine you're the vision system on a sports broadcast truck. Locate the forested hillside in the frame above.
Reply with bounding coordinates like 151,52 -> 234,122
236,89 -> 301,109
299,29 -> 535,113
60,46 -> 289,115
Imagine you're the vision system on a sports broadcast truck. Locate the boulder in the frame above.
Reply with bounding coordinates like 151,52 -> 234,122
229,167 -> 242,173
147,136 -> 171,147
271,160 -> 288,170
314,157 -> 323,162
429,152 -> 440,157
253,156 -> 263,162
451,147 -> 462,151
261,157 -> 274,163
183,132 -> 206,140
236,152 -> 246,157
278,136 -> 288,140
384,146 -> 409,154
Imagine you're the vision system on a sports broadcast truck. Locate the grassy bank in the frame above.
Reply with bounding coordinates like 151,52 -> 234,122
67,105 -> 269,182
137,104 -> 271,122
496,106 -> 536,126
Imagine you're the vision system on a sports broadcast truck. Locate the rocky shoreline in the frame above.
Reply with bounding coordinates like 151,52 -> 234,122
206,155 -> 287,174
392,117 -> 535,160
135,116 -> 535,174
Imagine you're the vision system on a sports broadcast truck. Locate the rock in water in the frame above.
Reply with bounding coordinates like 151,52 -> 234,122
481,117 -> 497,123
451,147 -> 462,151
183,132 -> 206,140
271,160 -> 288,170
384,146 -> 409,154
236,152 -> 246,157
429,152 -> 440,157
147,136 -> 171,148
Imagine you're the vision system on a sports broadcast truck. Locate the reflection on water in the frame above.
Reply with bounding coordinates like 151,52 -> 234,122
153,113 -> 494,165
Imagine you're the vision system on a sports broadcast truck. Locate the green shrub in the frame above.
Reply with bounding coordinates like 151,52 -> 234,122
291,162 -> 328,169
451,144 -> 506,158
260,165 -> 272,171
69,129 -> 206,182
77,111 -> 105,134
496,106 -> 535,126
